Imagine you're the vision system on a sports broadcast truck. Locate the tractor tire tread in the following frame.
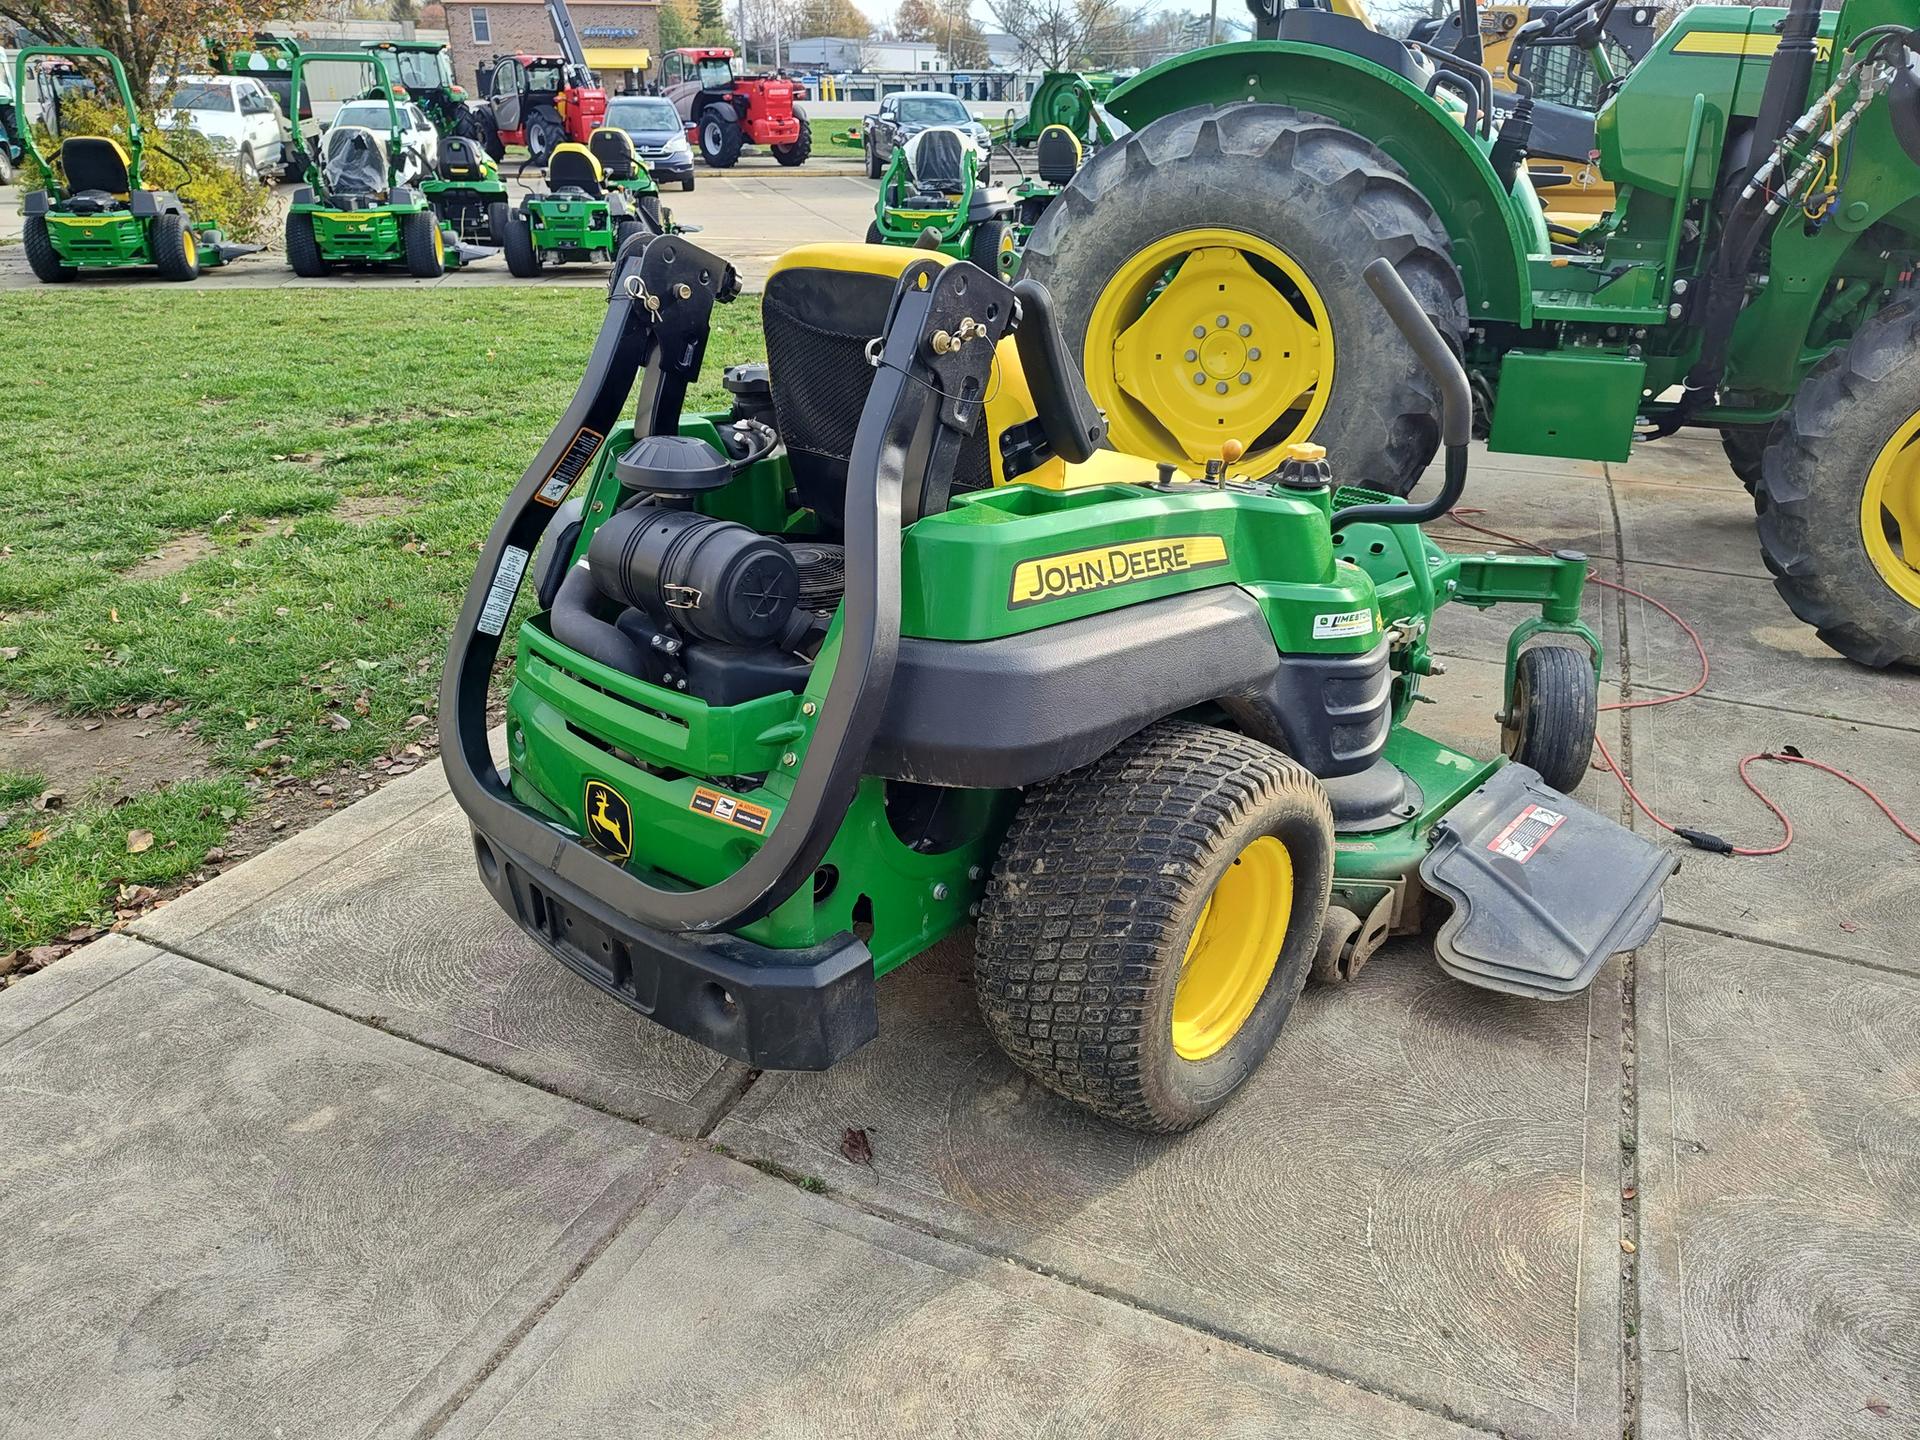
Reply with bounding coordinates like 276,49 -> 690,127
285,212 -> 328,277
23,214 -> 73,282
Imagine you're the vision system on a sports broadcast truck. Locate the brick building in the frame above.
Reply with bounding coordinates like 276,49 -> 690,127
442,0 -> 662,95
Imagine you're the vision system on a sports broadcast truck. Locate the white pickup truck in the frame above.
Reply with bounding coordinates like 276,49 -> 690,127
155,74 -> 295,182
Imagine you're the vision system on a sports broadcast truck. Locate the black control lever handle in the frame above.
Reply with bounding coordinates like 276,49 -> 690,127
1363,258 -> 1470,447
1011,277 -> 1108,464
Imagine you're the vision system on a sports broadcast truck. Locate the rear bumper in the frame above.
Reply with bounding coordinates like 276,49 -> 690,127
642,155 -> 694,182
748,117 -> 803,145
467,819 -> 878,1070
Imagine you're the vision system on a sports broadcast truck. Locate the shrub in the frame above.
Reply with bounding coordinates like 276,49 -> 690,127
25,92 -> 271,242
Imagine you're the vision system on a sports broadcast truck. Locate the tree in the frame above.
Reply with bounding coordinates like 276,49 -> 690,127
0,0 -> 283,96
661,0 -> 700,51
696,0 -> 733,46
985,0 -> 1148,70
893,0 -> 940,41
936,0 -> 988,66
791,0 -> 870,40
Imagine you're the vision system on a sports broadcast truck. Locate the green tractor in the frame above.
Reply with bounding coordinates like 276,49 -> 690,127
359,39 -> 485,143
501,127 -> 664,278
1019,0 -> 1920,667
283,50 -> 493,278
440,235 -> 1676,1132
866,126 -> 1022,278
14,46 -> 259,284
1002,69 -> 1121,150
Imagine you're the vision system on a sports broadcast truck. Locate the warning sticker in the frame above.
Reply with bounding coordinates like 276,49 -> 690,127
477,545 -> 529,637
535,425 -> 605,506
1312,608 -> 1376,640
690,786 -> 772,835
1008,536 -> 1228,608
1487,803 -> 1567,864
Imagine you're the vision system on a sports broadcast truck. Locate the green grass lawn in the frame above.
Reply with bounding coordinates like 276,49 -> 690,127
0,285 -> 763,954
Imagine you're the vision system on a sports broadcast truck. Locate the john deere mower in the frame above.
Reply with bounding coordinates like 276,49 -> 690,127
1019,0 -> 1920,668
866,127 -> 1021,278
15,46 -> 259,283
283,51 -> 494,278
441,236 -> 1676,1133
423,133 -> 511,246
500,131 -> 660,278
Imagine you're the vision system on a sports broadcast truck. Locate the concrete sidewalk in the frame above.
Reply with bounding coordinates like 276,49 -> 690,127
3,433 -> 1917,1438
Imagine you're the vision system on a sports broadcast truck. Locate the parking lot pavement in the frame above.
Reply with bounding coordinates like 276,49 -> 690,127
0,156 -> 876,294
6,438 -> 1920,1429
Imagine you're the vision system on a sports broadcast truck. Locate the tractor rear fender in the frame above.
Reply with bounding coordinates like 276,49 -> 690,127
705,100 -> 739,125
1105,41 -> 1543,326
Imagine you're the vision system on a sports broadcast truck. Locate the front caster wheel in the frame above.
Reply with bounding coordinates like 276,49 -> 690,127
1500,644 -> 1599,794
975,720 -> 1334,1133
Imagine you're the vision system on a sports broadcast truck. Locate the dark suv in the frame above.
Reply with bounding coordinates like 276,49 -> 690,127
861,91 -> 991,180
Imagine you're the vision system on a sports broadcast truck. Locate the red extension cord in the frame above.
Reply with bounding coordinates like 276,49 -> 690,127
1439,510 -> 1920,858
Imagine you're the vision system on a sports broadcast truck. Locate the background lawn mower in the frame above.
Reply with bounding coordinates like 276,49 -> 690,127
499,134 -> 661,278
15,46 -> 259,284
422,133 -> 511,246
866,127 -> 1022,279
442,236 -> 1676,1133
283,50 -> 495,279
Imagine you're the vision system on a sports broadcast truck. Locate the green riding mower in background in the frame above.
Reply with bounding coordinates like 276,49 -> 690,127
423,133 -> 511,245
441,236 -> 1676,1133
283,49 -> 495,278
501,130 -> 666,278
15,46 -> 259,283
866,126 -> 1021,278
1020,0 -> 1920,668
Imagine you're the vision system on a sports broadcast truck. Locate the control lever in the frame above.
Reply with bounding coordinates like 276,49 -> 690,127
1010,277 -> 1107,463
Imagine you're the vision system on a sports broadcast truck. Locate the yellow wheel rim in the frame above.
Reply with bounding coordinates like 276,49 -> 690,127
432,224 -> 445,262
183,229 -> 197,268
1171,835 -> 1295,1061
1088,227 -> 1333,469
1861,411 -> 1920,608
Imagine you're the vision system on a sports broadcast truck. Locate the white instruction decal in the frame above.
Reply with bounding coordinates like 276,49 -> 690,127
1313,608 -> 1375,640
1487,803 -> 1567,864
478,545 -> 530,637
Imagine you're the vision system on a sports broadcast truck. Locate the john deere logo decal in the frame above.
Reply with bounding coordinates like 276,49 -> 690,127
583,779 -> 633,859
1009,536 -> 1229,608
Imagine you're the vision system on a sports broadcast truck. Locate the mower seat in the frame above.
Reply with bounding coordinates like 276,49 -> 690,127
903,127 -> 973,196
1035,125 -> 1082,184
1277,8 -> 1427,86
546,143 -> 603,198
588,126 -> 640,181
60,135 -> 132,198
437,134 -> 492,182
320,126 -> 390,203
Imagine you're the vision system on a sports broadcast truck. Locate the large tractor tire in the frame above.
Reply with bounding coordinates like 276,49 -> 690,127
23,215 -> 75,282
285,212 -> 329,277
772,110 -> 812,167
151,211 -> 201,282
1756,300 -> 1920,669
699,107 -> 743,168
403,210 -> 446,278
1020,104 -> 1467,495
526,114 -> 563,166
473,108 -> 504,162
975,719 -> 1334,1133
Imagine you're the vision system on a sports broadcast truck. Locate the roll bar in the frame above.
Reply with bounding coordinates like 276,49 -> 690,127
12,46 -> 144,193
287,49 -> 406,194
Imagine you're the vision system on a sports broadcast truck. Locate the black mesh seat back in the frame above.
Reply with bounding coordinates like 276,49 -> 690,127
904,127 -> 970,195
1277,8 -> 1426,84
437,133 -> 488,180
61,136 -> 131,196
1036,124 -> 1082,184
546,143 -> 602,196
762,261 -> 992,535
588,126 -> 638,180
322,126 -> 389,200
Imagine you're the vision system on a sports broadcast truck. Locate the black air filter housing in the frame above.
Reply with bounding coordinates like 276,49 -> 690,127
589,507 -> 799,648
614,432 -> 732,496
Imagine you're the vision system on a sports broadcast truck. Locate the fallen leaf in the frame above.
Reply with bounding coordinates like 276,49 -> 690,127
126,829 -> 155,854
1619,1237 -> 1637,1254
326,713 -> 352,732
1839,920 -> 1858,933
1621,1186 -> 1637,1201
251,736 -> 279,752
0,647 -> 18,661
1866,1397 -> 1892,1417
33,788 -> 64,811
404,714 -> 429,730
840,1126 -> 874,1167
24,829 -> 50,850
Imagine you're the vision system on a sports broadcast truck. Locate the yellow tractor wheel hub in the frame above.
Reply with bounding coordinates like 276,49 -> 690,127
1862,411 -> 1920,608
1171,835 -> 1295,1061
183,228 -> 198,268
432,223 -> 446,263
1091,229 -> 1332,468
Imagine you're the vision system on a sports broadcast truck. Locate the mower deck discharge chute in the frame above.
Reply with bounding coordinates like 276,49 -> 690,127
442,236 -> 1675,1132
16,45 -> 260,284
501,138 -> 657,277
283,49 -> 495,278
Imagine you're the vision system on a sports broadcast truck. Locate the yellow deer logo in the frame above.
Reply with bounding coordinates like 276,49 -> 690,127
583,780 -> 633,859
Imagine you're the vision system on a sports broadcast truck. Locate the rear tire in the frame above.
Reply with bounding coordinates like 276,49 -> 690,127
527,115 -> 563,166
975,720 -> 1334,1133
1757,300 -> 1920,668
151,211 -> 201,281
285,212 -> 328,277
1720,424 -> 1772,494
968,218 -> 1016,278
612,218 -> 646,260
699,108 -> 742,167
681,175 -> 696,192
0,148 -> 15,186
865,220 -> 884,245
24,214 -> 74,282
772,117 -> 811,167
503,209 -> 541,277
486,199 -> 510,246
863,136 -> 881,178
638,193 -> 663,232
1020,104 -> 1467,496
475,109 -> 504,162
403,210 -> 445,278
1500,644 -> 1598,794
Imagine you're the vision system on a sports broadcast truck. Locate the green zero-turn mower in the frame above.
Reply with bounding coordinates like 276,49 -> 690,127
283,49 -> 495,278
423,133 -> 511,246
15,46 -> 260,283
440,236 -> 1677,1133
866,126 -> 1022,279
501,128 -> 664,278
1018,0 -> 1920,668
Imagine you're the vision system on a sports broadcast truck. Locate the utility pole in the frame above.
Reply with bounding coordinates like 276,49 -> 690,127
1208,0 -> 1219,45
